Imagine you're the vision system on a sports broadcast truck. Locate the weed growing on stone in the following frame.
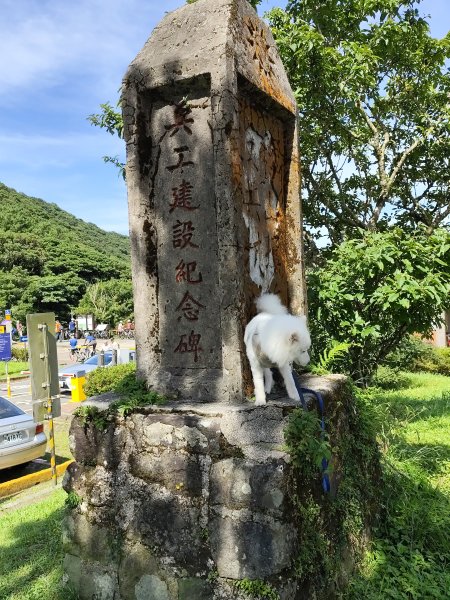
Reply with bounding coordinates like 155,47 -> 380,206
284,382 -> 381,596
76,363 -> 167,428
284,408 -> 331,476
74,404 -> 110,431
65,491 -> 82,509
233,578 -> 280,600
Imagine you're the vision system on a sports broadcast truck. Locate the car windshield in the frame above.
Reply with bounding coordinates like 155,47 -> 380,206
83,353 -> 113,366
0,397 -> 24,419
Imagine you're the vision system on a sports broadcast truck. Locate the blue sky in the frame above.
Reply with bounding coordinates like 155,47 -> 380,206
0,0 -> 447,235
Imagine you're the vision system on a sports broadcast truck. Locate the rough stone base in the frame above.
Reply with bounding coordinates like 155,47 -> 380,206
63,375 -> 372,599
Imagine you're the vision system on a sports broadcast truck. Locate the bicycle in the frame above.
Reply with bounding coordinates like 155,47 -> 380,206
75,346 -> 95,362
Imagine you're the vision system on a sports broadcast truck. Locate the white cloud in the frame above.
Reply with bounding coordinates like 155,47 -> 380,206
0,0 -> 181,101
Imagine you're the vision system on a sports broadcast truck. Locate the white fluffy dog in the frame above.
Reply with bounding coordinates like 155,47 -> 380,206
244,293 -> 311,405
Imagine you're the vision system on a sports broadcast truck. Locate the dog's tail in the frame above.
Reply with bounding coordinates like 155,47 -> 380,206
256,293 -> 288,315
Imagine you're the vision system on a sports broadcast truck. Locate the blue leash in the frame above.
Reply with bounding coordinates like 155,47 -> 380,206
292,372 -> 331,494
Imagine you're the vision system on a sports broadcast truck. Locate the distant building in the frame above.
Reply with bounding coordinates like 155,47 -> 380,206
430,310 -> 450,347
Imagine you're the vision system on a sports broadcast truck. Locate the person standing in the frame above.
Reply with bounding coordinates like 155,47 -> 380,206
69,318 -> 76,337
55,319 -> 62,342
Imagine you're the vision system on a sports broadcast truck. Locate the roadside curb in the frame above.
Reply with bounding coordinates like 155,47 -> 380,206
0,459 -> 73,499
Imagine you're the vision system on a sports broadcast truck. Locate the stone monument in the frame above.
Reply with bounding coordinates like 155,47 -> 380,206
122,0 -> 306,402
62,2 -> 379,598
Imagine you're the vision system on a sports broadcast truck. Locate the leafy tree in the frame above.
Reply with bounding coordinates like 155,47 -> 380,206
0,183 -> 131,321
87,101 -> 125,179
76,279 -> 134,326
268,0 -> 450,245
21,274 -> 87,318
307,227 -> 450,384
0,232 -> 45,274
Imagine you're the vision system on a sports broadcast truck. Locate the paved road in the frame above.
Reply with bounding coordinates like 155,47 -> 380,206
0,338 -> 135,487
1,337 -> 136,415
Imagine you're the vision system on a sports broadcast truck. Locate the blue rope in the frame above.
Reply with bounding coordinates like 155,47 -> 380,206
292,372 -> 331,494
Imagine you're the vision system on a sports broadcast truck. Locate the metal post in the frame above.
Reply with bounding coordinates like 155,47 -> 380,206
111,349 -> 117,366
98,349 -> 105,367
40,323 -> 57,487
5,361 -> 11,398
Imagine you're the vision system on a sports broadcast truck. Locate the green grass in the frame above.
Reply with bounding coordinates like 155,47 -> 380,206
346,372 -> 450,599
0,361 -> 29,381
43,416 -> 73,466
0,488 -> 78,600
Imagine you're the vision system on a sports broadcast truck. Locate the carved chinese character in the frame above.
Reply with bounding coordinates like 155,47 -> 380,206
175,260 -> 203,284
245,17 -> 275,79
169,180 -> 199,213
166,146 -> 194,173
174,330 -> 203,362
176,291 -> 206,321
165,99 -> 194,137
172,220 -> 199,248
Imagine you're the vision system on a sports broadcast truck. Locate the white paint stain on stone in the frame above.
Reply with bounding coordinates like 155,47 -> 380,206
242,126 -> 277,292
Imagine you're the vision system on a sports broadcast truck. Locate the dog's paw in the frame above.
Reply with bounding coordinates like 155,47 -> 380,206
254,398 -> 267,406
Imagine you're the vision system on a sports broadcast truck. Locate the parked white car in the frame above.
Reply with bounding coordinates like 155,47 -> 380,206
0,396 -> 47,469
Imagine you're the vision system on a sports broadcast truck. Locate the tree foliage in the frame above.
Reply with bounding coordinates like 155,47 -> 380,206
308,227 -> 450,384
75,279 -> 134,326
0,183 -> 131,322
268,0 -> 450,245
87,101 -> 125,179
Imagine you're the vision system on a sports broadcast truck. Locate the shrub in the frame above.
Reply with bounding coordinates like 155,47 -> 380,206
84,362 -> 136,397
384,335 -> 434,371
371,366 -> 411,390
11,346 -> 29,361
415,347 -> 450,376
82,361 -> 166,424
307,228 -> 450,385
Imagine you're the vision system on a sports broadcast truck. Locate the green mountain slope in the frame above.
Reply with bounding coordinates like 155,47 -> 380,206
0,183 -> 131,322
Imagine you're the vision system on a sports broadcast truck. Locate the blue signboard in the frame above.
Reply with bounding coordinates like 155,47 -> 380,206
20,336 -> 28,343
0,332 -> 11,361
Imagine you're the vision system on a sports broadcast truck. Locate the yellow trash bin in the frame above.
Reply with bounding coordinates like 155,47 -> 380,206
70,370 -> 86,403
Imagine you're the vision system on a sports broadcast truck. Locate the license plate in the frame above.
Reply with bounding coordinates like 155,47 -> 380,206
2,432 -> 24,444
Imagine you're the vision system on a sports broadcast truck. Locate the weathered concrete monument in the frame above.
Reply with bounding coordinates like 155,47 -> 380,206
122,0 -> 305,402
63,1 -> 378,598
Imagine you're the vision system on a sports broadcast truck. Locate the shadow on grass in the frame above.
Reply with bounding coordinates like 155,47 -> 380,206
392,442 -> 450,476
0,496 -> 78,600
369,388 -> 450,424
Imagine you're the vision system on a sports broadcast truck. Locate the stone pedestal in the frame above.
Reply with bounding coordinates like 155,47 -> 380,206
122,0 -> 306,402
63,375 -> 382,600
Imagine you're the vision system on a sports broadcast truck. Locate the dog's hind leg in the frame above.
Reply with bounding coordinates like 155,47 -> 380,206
264,368 -> 273,394
251,362 -> 266,405
279,364 -> 300,401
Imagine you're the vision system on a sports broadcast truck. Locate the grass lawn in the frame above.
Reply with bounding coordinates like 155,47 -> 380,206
44,415 -> 73,465
0,488 -> 78,600
0,361 -> 29,381
346,372 -> 450,599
